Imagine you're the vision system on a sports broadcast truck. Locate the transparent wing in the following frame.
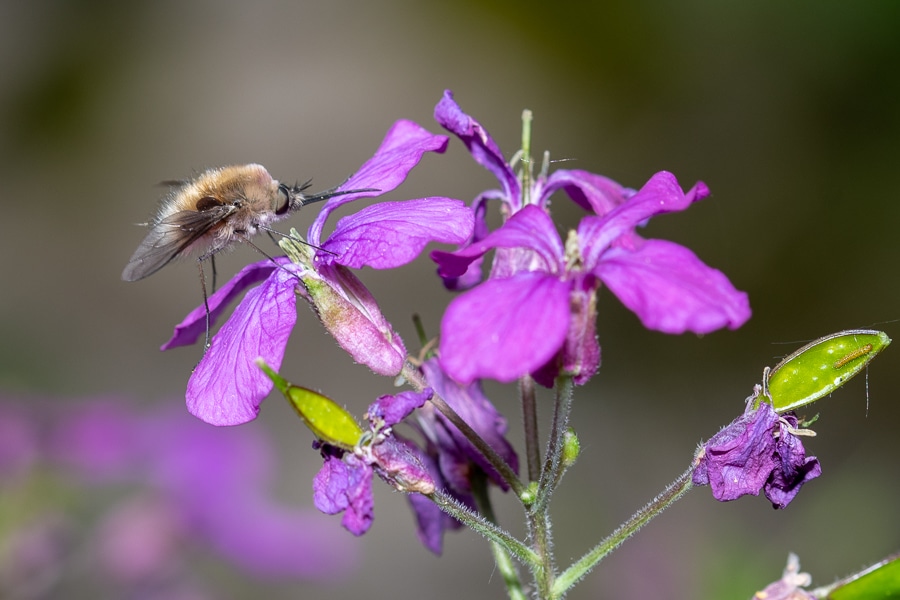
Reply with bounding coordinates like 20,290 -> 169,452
121,208 -> 229,281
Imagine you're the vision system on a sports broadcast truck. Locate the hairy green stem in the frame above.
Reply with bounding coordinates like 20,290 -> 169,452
472,472 -> 527,600
402,361 -> 524,497
534,376 -> 574,513
552,466 -> 695,597
430,490 -> 539,566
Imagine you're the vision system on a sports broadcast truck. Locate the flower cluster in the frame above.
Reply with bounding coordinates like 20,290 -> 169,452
160,90 -> 754,549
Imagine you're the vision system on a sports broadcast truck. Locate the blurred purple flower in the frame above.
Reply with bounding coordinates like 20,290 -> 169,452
312,389 -> 437,544
30,399 -> 356,580
0,404 -> 40,479
693,401 -> 822,509
433,174 -> 751,385
162,120 -> 474,426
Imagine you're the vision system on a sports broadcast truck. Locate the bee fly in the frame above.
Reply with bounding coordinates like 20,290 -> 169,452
123,163 -> 375,347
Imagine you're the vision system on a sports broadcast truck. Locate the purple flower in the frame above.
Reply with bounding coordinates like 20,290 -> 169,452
163,120 -> 474,426
432,91 -> 750,385
692,401 -> 822,509
312,389 -> 438,542
0,396 -> 358,596
433,174 -> 751,385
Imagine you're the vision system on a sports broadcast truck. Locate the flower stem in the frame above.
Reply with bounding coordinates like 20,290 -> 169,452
472,472 -> 528,600
429,490 -> 539,567
519,375 -> 541,482
551,466 -> 695,597
525,376 -> 573,598
401,361 -> 525,497
533,376 -> 574,512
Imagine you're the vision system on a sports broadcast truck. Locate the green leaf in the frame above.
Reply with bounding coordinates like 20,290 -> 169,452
256,359 -> 363,450
818,553 -> 900,599
763,329 -> 890,413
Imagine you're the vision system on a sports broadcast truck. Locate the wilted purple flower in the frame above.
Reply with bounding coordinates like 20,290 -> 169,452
692,401 -> 822,509
163,120 -> 474,426
312,389 -> 438,543
433,174 -> 751,385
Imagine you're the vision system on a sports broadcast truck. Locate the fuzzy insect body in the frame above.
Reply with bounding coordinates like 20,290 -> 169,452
122,164 -> 367,281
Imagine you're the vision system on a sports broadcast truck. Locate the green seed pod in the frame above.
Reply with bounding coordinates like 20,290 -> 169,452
256,359 -> 363,450
763,329 -> 890,413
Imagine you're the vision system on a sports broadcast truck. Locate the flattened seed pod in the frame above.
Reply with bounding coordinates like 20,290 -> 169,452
762,329 -> 890,413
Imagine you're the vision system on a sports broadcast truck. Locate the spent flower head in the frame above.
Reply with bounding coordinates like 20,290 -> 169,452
308,388 -> 439,542
692,400 -> 822,509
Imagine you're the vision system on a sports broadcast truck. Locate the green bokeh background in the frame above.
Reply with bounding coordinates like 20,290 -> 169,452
2,1 -> 899,598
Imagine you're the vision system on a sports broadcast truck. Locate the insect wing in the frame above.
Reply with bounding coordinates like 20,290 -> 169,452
122,207 -> 229,281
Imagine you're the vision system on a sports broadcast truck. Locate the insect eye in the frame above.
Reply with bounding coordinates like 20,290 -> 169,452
195,196 -> 223,212
275,184 -> 292,215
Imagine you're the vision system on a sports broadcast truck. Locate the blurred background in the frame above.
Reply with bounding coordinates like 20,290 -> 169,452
2,0 -> 899,598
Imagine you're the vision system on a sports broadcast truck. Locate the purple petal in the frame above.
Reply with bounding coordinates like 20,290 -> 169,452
340,457 -> 375,536
407,492 -> 448,555
437,196 -> 492,291
312,453 -> 376,536
542,169 -> 633,215
161,260 -> 280,350
185,266 -> 300,426
434,90 -> 520,207
764,454 -> 821,509
367,389 -> 432,427
439,272 -> 571,384
578,172 -> 709,268
764,418 -> 822,509
596,239 -> 751,334
693,403 -> 779,501
320,198 -> 473,269
421,359 -> 519,489
308,120 -> 449,245
432,204 -> 564,279
313,456 -> 353,514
